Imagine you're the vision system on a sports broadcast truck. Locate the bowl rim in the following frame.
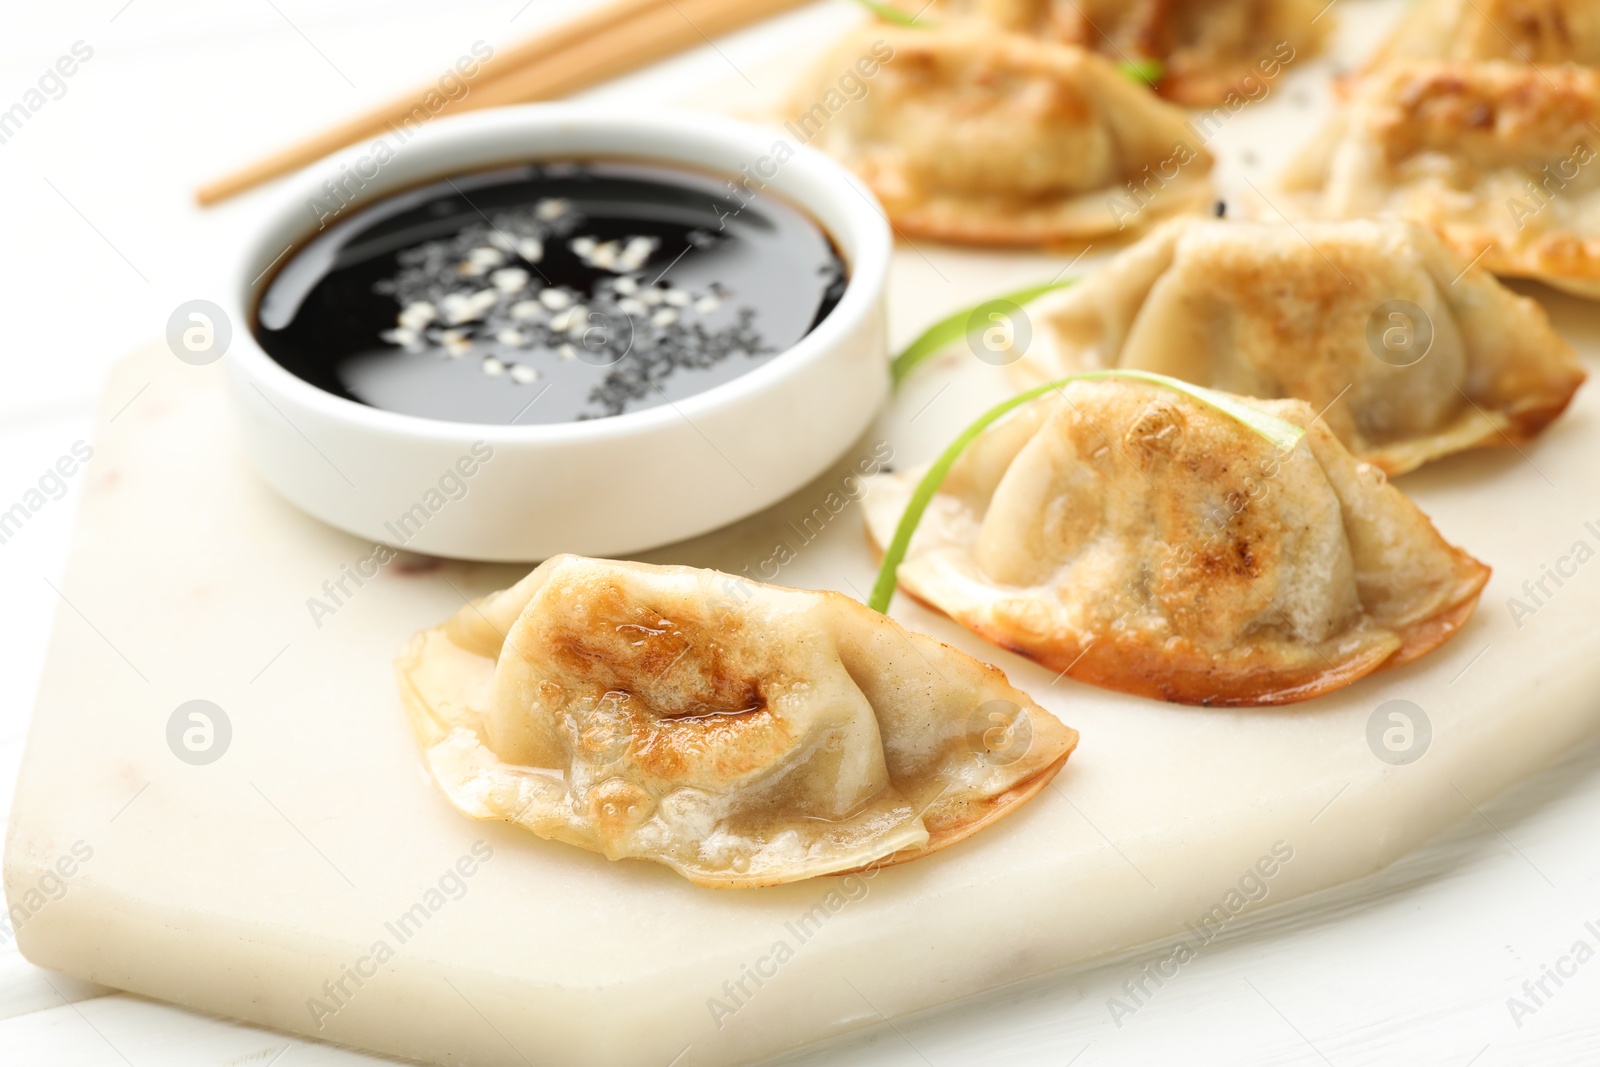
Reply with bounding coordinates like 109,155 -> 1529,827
226,103 -> 892,444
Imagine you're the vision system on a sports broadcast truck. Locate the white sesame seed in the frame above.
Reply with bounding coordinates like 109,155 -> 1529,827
552,306 -> 588,332
490,267 -> 529,292
488,231 -> 516,251
618,297 -> 647,317
441,329 -> 471,357
651,309 -> 678,328
517,237 -> 544,263
559,306 -> 589,335
509,364 -> 538,384
381,327 -> 418,346
468,289 -> 499,314
617,236 -> 658,272
570,236 -> 597,257
539,289 -> 573,310
643,288 -> 666,306
482,356 -> 506,376
510,300 -> 542,321
536,198 -> 568,220
694,295 -> 720,315
441,294 -> 476,324
663,289 -> 691,307
460,247 -> 504,276
614,276 -> 639,296
557,344 -> 577,361
398,301 -> 436,329
495,327 -> 526,346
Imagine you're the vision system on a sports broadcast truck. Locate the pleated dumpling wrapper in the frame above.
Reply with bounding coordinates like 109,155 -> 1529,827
396,556 -> 1078,888
1009,217 -> 1585,474
787,22 -> 1212,245
863,379 -> 1491,706
1281,60 -> 1600,297
899,0 -> 1327,106
1359,0 -> 1600,76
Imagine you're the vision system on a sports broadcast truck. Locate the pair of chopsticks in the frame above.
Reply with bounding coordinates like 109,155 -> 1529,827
197,0 -> 810,206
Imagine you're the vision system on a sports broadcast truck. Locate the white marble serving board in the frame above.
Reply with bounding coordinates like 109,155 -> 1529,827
8,263 -> 1600,1067
10,3 -> 1600,1066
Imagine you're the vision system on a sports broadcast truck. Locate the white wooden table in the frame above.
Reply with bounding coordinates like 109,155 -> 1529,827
3,1 -> 1599,1064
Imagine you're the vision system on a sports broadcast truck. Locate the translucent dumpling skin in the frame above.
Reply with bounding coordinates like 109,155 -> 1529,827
1360,0 -> 1600,76
789,22 -> 1213,245
1014,218 -> 1585,474
864,380 -> 1492,706
1283,61 -> 1600,299
396,556 -> 1078,888
908,0 -> 1331,106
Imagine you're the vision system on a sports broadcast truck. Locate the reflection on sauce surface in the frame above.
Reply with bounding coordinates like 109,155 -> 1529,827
255,161 -> 848,424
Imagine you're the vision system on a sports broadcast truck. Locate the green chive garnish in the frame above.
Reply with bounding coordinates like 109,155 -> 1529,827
891,278 -> 1079,386
1118,59 -> 1166,86
852,0 -> 934,26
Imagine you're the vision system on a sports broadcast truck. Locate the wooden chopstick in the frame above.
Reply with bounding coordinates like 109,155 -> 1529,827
466,0 -> 808,110
196,0 -> 809,206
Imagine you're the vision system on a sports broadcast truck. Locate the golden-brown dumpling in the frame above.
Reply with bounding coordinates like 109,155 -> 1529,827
396,556 -> 1077,888
1282,61 -> 1600,297
904,0 -> 1327,104
1361,0 -> 1600,75
1010,217 -> 1585,474
788,23 -> 1212,245
863,380 -> 1491,706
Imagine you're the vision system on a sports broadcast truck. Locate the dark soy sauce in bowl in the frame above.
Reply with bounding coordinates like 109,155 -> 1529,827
254,161 -> 848,425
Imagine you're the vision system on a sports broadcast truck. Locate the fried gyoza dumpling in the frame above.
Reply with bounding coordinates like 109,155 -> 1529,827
789,23 -> 1212,245
863,380 -> 1491,706
396,556 -> 1077,888
1361,0 -> 1600,76
907,0 -> 1328,105
1010,217 -> 1585,474
1282,61 -> 1600,297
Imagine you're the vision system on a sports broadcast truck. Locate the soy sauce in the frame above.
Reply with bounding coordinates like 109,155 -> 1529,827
254,161 -> 848,425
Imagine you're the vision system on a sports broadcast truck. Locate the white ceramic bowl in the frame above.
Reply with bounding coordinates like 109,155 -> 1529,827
224,105 -> 891,562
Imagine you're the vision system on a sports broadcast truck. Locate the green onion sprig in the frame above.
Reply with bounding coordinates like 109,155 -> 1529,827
1118,58 -> 1166,86
891,278 -> 1079,386
852,0 -> 934,26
